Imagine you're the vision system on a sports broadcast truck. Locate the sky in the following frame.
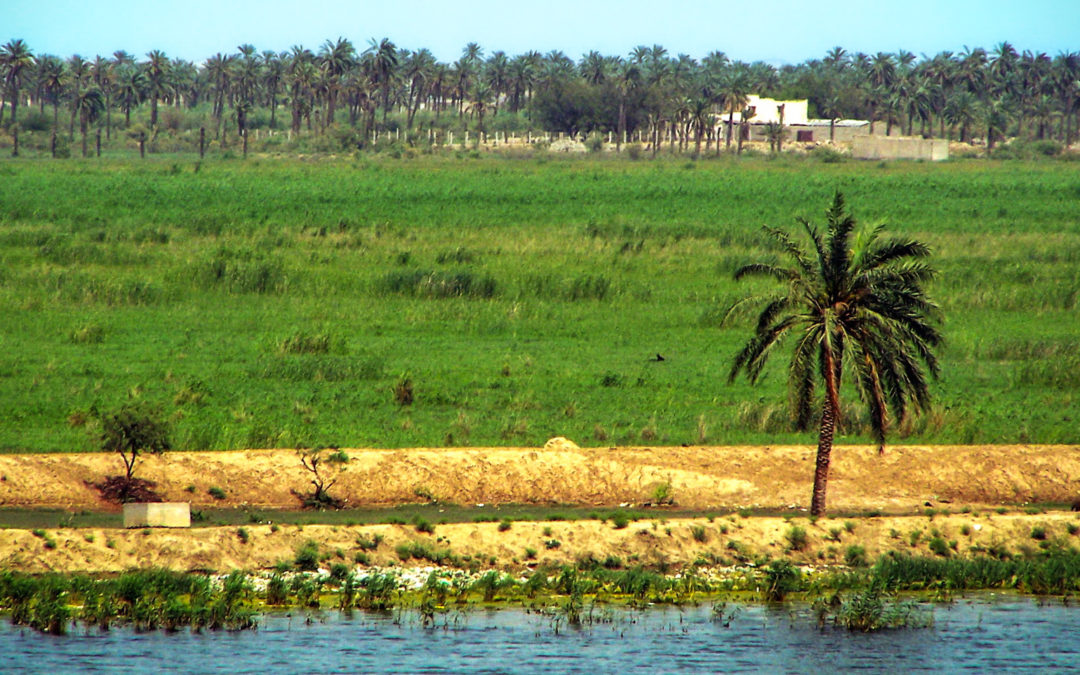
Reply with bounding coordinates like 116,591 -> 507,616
5,0 -> 1078,66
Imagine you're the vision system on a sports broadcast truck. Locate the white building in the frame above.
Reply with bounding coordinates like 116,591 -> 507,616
742,96 -> 809,125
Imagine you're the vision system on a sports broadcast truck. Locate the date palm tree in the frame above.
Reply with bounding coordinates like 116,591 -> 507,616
319,37 -> 356,125
38,55 -> 66,131
261,50 -> 284,128
72,85 -> 105,156
366,37 -> 398,126
115,64 -> 144,127
143,49 -> 170,130
402,48 -> 435,129
1,39 -> 35,126
719,68 -> 749,150
729,192 -> 942,516
91,56 -> 115,139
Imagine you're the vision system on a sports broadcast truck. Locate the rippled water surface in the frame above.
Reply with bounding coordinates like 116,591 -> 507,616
4,596 -> 1079,673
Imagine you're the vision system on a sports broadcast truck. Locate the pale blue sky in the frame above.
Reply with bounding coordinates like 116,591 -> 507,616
5,0 -> 1078,65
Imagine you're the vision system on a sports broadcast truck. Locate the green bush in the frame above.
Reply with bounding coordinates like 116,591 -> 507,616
294,539 -> 321,571
610,511 -> 630,530
764,559 -> 802,601
785,525 -> 809,552
845,545 -> 868,567
927,536 -> 950,557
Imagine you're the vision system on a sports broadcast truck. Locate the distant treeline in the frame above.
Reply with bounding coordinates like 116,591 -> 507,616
0,37 -> 1077,154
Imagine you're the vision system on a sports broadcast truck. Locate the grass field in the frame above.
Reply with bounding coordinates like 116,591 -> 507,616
0,154 -> 1077,452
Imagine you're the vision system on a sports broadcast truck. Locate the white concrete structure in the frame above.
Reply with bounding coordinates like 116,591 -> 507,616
123,502 -> 191,528
852,136 -> 949,161
744,96 -> 808,125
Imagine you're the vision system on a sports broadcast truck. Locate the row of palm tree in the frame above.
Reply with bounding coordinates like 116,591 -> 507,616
2,37 -> 1078,154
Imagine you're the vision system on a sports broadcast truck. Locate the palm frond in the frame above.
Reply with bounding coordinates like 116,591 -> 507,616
856,238 -> 932,273
761,225 -> 814,276
733,262 -> 797,283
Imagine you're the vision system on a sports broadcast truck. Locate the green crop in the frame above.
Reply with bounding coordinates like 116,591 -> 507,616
0,155 -> 1076,452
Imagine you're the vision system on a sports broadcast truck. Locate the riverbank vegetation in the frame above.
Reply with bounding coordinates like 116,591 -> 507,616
3,548 -> 1079,635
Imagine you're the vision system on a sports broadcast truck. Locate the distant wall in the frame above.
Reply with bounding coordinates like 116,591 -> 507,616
852,136 -> 949,161
748,123 -> 876,144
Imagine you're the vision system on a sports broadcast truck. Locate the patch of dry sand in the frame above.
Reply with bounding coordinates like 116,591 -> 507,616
1,445 -> 1076,511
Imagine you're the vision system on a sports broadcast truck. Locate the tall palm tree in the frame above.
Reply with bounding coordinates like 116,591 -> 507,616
485,50 -> 509,116
319,37 -> 356,125
142,49 -> 170,130
261,50 -> 284,128
689,96 -> 711,157
205,52 -> 235,135
366,37 -> 398,125
507,54 -> 535,114
402,48 -> 435,129
944,90 -> 978,142
1051,51 -> 1079,144
614,59 -> 640,151
729,192 -> 942,516
72,86 -> 105,157
1,39 -> 35,126
66,55 -> 90,139
91,55 -> 115,139
719,68 -> 750,150
287,46 -> 316,133
115,64 -> 144,127
38,55 -> 66,131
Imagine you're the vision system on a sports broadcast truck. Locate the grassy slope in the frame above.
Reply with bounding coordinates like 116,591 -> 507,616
0,155 -> 1077,452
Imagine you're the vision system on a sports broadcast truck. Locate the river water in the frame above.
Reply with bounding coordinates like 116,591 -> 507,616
4,596 -> 1078,673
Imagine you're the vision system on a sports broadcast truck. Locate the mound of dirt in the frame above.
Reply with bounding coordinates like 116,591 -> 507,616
0,444 -> 1077,512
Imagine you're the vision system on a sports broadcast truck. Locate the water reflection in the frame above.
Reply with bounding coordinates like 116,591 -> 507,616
4,596 -> 1077,673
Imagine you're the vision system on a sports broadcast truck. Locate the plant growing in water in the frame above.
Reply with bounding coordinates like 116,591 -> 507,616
728,192 -> 942,516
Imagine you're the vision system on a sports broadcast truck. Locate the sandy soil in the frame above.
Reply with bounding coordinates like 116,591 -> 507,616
4,513 -> 1079,576
1,444 -> 1077,511
1,444 -> 1077,574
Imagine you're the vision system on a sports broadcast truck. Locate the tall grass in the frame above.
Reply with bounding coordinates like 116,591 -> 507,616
0,157 -> 1076,451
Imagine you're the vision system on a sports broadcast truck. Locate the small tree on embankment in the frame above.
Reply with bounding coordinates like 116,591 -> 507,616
95,405 -> 171,503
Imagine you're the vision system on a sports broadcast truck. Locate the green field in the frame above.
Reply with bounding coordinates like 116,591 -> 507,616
1,154 -> 1078,452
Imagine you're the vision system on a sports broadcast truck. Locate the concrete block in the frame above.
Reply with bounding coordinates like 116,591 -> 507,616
123,502 -> 191,528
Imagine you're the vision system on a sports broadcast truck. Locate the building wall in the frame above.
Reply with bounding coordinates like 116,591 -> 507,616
748,123 -> 874,143
852,136 -> 949,161
744,96 -> 808,125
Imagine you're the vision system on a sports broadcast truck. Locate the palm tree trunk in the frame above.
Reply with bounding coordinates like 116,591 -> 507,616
811,348 -> 840,516
617,99 -> 625,153
810,396 -> 836,516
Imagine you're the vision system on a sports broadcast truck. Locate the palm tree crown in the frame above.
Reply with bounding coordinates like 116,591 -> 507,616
729,192 -> 942,515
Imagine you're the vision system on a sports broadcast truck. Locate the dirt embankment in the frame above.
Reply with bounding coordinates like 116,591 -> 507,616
1,444 -> 1077,512
2,444 -> 1078,575
4,513 -> 1080,575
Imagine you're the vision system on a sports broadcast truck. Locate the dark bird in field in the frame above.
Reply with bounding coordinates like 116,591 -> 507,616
650,353 -> 665,362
